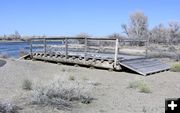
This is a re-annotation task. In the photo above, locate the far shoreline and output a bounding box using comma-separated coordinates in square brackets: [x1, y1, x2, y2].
[0, 40, 27, 43]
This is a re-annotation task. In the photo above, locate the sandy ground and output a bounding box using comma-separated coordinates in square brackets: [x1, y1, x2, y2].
[0, 58, 180, 113]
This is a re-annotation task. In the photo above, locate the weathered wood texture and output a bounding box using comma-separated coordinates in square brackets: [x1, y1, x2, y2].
[119, 58, 170, 76]
[28, 37, 170, 76]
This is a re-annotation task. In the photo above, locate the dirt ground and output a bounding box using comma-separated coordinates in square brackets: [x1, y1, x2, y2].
[0, 58, 180, 113]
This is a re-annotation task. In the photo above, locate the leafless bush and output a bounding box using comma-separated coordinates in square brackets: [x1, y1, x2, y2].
[30, 76, 93, 110]
[168, 46, 177, 52]
[68, 75, 75, 81]
[22, 79, 32, 90]
[0, 100, 22, 113]
[128, 80, 151, 93]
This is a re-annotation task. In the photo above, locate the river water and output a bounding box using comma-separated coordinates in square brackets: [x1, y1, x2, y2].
[0, 42, 30, 58]
[0, 41, 144, 60]
[0, 41, 62, 58]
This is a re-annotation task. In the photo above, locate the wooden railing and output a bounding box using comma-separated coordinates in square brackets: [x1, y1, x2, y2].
[29, 37, 148, 67]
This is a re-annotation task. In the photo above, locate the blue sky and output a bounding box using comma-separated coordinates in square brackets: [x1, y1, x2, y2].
[0, 0, 180, 36]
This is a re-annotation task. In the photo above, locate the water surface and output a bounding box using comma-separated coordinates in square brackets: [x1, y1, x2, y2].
[0, 42, 30, 58]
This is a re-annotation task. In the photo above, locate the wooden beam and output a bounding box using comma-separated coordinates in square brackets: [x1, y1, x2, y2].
[84, 38, 88, 63]
[114, 39, 119, 67]
[30, 37, 117, 41]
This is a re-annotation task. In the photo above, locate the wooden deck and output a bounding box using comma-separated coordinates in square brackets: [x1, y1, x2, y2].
[25, 37, 170, 76]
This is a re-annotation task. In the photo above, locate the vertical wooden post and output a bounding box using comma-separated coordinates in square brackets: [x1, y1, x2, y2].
[44, 38, 47, 55]
[65, 38, 68, 59]
[145, 39, 148, 58]
[114, 38, 119, 68]
[84, 37, 87, 62]
[30, 39, 32, 56]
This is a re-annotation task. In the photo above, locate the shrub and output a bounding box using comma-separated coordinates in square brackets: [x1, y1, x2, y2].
[30, 77, 93, 110]
[171, 63, 180, 72]
[139, 83, 151, 93]
[128, 80, 151, 93]
[22, 79, 32, 90]
[68, 75, 75, 81]
[168, 46, 176, 52]
[0, 101, 22, 113]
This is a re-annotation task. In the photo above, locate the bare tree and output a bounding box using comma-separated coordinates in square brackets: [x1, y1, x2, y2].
[12, 30, 21, 40]
[168, 21, 180, 44]
[150, 24, 170, 44]
[150, 21, 180, 44]
[108, 33, 125, 39]
[122, 11, 148, 39]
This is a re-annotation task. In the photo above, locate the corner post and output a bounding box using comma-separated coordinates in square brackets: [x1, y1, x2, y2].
[114, 38, 119, 68]
[84, 37, 87, 63]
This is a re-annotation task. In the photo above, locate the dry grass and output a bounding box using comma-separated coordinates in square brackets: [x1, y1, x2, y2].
[68, 75, 75, 81]
[30, 76, 93, 110]
[0, 100, 22, 113]
[22, 79, 32, 90]
[128, 80, 151, 93]
[171, 63, 180, 72]
[82, 76, 89, 81]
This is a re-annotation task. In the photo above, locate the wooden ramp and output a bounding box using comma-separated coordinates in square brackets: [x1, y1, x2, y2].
[119, 58, 170, 76]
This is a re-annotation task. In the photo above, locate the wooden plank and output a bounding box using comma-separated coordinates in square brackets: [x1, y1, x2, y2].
[30, 37, 117, 41]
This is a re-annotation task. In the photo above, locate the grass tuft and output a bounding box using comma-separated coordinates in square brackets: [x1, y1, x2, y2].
[128, 80, 151, 93]
[22, 79, 32, 90]
[30, 76, 93, 110]
[68, 75, 75, 81]
[0, 101, 22, 113]
[171, 63, 180, 72]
